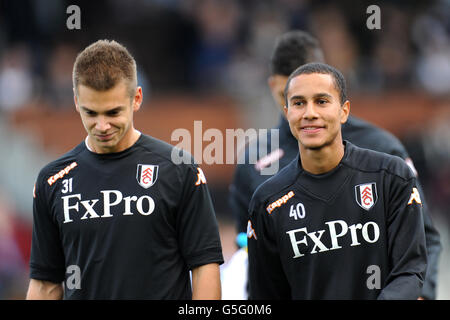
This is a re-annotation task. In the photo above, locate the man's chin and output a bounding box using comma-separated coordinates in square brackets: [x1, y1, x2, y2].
[302, 143, 324, 151]
[299, 138, 325, 151]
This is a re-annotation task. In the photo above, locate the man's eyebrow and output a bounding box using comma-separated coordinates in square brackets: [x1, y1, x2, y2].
[289, 93, 333, 100]
[289, 95, 306, 101]
[79, 106, 125, 113]
[313, 93, 333, 99]
[106, 106, 125, 113]
[80, 106, 94, 113]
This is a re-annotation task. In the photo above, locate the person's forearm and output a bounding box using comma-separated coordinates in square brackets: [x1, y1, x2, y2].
[191, 263, 221, 300]
[26, 279, 64, 300]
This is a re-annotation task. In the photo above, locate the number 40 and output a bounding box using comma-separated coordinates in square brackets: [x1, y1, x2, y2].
[289, 203, 305, 220]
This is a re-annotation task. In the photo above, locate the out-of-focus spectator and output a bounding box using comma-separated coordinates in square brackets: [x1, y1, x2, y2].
[189, 0, 242, 90]
[223, 2, 287, 98]
[44, 43, 78, 109]
[0, 44, 34, 113]
[412, 0, 450, 95]
[308, 6, 360, 91]
[370, 5, 414, 90]
[423, 111, 450, 224]
[0, 190, 28, 299]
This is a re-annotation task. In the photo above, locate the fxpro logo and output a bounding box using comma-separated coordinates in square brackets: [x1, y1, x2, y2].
[286, 219, 380, 258]
[61, 190, 155, 224]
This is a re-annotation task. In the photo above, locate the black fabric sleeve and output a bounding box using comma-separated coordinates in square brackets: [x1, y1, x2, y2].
[176, 165, 224, 270]
[403, 157, 441, 299]
[229, 163, 254, 235]
[378, 176, 427, 300]
[415, 180, 441, 299]
[29, 173, 66, 283]
[248, 197, 291, 300]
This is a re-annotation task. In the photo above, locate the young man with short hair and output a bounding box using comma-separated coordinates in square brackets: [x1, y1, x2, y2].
[247, 63, 427, 299]
[226, 30, 440, 299]
[26, 40, 223, 300]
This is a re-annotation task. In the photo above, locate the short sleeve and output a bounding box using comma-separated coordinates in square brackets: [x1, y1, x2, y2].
[29, 174, 66, 283]
[176, 165, 224, 269]
[247, 194, 291, 299]
[378, 176, 427, 299]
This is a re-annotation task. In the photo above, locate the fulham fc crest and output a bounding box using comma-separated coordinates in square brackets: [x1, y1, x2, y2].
[136, 164, 159, 189]
[355, 182, 377, 211]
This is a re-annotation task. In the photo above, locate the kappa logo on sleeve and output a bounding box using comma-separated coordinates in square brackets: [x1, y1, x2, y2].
[47, 162, 78, 186]
[195, 167, 207, 186]
[407, 187, 422, 206]
[247, 220, 257, 240]
[355, 182, 378, 211]
[266, 191, 295, 214]
[136, 164, 159, 189]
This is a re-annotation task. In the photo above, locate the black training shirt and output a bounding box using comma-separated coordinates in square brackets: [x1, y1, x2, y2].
[30, 133, 224, 299]
[248, 141, 427, 299]
[229, 115, 440, 299]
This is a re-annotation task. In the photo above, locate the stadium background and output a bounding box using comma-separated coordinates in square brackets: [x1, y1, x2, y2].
[0, 0, 449, 299]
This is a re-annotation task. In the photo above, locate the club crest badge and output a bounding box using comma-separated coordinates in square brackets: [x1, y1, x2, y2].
[355, 182, 377, 211]
[136, 164, 159, 189]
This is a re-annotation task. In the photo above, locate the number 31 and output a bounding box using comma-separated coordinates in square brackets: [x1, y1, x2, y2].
[62, 178, 73, 194]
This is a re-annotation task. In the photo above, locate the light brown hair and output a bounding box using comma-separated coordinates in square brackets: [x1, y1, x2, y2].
[73, 40, 137, 97]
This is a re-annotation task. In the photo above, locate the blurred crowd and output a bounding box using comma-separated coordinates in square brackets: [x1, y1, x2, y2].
[0, 0, 449, 299]
[0, 0, 449, 113]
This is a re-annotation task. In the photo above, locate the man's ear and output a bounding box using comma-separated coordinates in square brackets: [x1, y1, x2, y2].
[133, 86, 143, 112]
[73, 88, 80, 113]
[267, 76, 275, 90]
[340, 100, 350, 124]
[283, 104, 288, 118]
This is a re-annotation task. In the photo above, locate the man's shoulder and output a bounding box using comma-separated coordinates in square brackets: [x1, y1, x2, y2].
[343, 116, 409, 159]
[137, 134, 199, 173]
[36, 142, 85, 184]
[250, 157, 299, 209]
[346, 142, 415, 181]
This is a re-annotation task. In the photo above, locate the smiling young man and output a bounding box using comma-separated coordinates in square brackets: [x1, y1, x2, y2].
[227, 30, 440, 300]
[247, 62, 427, 299]
[26, 40, 223, 299]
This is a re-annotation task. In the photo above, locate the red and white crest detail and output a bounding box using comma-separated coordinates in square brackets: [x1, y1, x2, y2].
[355, 182, 377, 211]
[136, 164, 159, 189]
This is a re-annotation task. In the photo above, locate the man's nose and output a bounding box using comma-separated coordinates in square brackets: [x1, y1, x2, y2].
[95, 116, 111, 132]
[303, 102, 318, 119]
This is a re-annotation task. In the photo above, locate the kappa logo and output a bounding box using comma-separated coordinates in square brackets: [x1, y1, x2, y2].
[355, 182, 377, 211]
[195, 167, 207, 186]
[136, 164, 159, 189]
[407, 187, 422, 205]
[266, 191, 295, 214]
[247, 220, 257, 240]
[47, 162, 78, 186]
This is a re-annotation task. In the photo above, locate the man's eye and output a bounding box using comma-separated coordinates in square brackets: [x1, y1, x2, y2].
[293, 101, 304, 106]
[317, 99, 327, 104]
[107, 111, 118, 116]
[85, 110, 96, 116]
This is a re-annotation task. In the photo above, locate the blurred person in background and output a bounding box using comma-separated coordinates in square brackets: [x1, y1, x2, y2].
[44, 43, 79, 109]
[0, 190, 28, 299]
[0, 44, 34, 113]
[224, 30, 441, 300]
[412, 0, 450, 96]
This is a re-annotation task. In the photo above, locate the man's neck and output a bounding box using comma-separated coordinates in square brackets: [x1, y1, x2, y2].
[299, 140, 345, 175]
